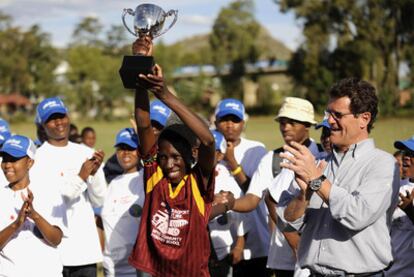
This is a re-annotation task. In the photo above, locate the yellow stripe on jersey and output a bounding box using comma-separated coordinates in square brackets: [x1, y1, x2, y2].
[191, 174, 205, 216]
[169, 175, 188, 199]
[146, 166, 164, 193]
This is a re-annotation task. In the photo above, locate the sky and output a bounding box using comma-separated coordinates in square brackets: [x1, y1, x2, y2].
[0, 0, 303, 50]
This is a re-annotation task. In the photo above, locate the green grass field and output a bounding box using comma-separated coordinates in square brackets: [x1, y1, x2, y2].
[10, 116, 414, 158]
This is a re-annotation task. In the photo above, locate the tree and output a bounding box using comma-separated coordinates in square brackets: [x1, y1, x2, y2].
[104, 24, 130, 56]
[71, 16, 103, 47]
[275, 0, 414, 114]
[209, 0, 261, 98]
[0, 12, 59, 98]
[65, 17, 127, 119]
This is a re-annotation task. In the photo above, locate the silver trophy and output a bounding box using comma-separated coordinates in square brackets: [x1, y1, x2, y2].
[119, 4, 178, 89]
[122, 4, 178, 38]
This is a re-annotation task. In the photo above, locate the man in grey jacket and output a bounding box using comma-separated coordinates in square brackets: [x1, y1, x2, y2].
[280, 78, 400, 277]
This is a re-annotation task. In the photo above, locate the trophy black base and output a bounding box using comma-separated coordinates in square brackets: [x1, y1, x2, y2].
[119, 55, 155, 89]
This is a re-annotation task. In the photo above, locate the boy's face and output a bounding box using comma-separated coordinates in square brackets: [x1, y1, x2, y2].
[157, 139, 187, 185]
[278, 117, 309, 145]
[402, 150, 414, 178]
[43, 113, 70, 142]
[82, 131, 96, 148]
[116, 144, 139, 174]
[1, 154, 34, 184]
[215, 115, 244, 143]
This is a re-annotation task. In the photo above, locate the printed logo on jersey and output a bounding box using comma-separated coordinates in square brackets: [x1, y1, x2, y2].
[150, 202, 189, 246]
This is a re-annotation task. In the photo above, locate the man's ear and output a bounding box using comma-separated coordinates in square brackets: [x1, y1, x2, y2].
[359, 112, 371, 130]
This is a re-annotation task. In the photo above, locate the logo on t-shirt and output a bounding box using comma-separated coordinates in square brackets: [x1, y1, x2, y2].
[150, 202, 189, 246]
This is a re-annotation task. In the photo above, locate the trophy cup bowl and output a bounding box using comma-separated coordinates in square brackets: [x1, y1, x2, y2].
[119, 4, 178, 89]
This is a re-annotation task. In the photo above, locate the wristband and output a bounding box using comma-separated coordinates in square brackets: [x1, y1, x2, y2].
[231, 165, 242, 176]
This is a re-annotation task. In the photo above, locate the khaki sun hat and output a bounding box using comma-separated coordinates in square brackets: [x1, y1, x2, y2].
[275, 97, 317, 125]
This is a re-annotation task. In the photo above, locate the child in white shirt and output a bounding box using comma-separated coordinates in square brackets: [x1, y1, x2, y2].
[0, 135, 65, 277]
[100, 128, 145, 277]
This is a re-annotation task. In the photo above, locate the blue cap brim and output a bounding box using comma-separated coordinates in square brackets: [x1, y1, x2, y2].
[41, 109, 67, 123]
[216, 111, 243, 120]
[151, 113, 168, 127]
[114, 140, 138, 149]
[394, 140, 414, 151]
[0, 148, 27, 158]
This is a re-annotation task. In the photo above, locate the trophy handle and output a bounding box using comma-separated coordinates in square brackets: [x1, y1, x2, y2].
[153, 9, 178, 38]
[122, 8, 137, 37]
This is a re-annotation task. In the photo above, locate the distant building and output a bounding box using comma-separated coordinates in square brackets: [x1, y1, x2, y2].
[0, 93, 33, 115]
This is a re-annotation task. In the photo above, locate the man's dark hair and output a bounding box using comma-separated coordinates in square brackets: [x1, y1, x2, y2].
[329, 77, 378, 132]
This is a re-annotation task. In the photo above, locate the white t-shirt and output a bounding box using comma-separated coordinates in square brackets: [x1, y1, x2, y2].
[236, 138, 267, 179]
[209, 163, 252, 260]
[30, 141, 107, 266]
[0, 181, 65, 277]
[233, 137, 269, 259]
[384, 181, 414, 277]
[101, 169, 145, 277]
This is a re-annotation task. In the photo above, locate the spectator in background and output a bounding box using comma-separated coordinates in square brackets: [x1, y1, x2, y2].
[214, 98, 269, 277]
[209, 130, 252, 277]
[30, 97, 107, 277]
[0, 135, 65, 276]
[315, 119, 332, 155]
[81, 127, 97, 149]
[384, 136, 414, 276]
[100, 128, 145, 277]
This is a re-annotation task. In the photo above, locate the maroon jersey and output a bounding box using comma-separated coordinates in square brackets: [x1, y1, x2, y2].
[129, 147, 215, 277]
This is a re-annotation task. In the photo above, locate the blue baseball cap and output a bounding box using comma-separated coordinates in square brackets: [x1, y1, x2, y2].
[394, 136, 414, 152]
[150, 100, 171, 127]
[1, 135, 36, 159]
[36, 97, 68, 124]
[211, 130, 227, 153]
[315, 119, 330, 130]
[215, 98, 245, 120]
[114, 128, 139, 149]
